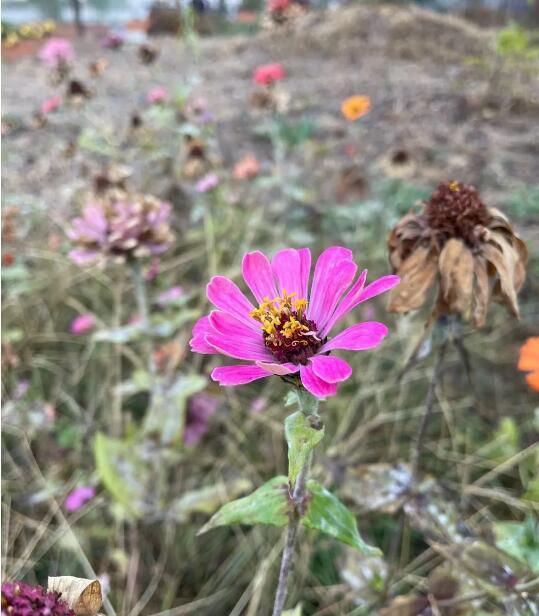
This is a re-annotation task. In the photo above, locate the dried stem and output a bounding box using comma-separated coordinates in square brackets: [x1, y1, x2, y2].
[411, 340, 448, 479]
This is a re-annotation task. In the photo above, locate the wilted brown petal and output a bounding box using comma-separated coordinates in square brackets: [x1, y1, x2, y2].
[471, 256, 490, 328]
[482, 236, 520, 317]
[388, 245, 438, 313]
[438, 238, 474, 318]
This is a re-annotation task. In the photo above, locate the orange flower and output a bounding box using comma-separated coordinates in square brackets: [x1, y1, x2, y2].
[518, 337, 539, 392]
[341, 95, 371, 121]
[233, 154, 260, 180]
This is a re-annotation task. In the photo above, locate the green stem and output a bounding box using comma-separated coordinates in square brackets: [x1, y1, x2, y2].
[131, 262, 156, 379]
[272, 389, 320, 616]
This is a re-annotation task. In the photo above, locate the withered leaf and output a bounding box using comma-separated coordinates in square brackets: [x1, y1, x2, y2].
[471, 256, 490, 328]
[483, 236, 520, 317]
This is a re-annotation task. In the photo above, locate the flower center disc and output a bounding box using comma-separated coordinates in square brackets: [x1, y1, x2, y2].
[250, 291, 322, 365]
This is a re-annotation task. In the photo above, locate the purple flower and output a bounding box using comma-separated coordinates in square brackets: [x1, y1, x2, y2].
[102, 31, 124, 50]
[156, 285, 183, 305]
[38, 37, 74, 68]
[195, 173, 219, 194]
[70, 313, 95, 335]
[190, 247, 400, 398]
[64, 486, 95, 512]
[68, 196, 174, 266]
[1, 581, 75, 615]
[184, 393, 220, 445]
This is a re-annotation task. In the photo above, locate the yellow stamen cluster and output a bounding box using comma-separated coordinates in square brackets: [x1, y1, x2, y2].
[448, 180, 460, 192]
[250, 290, 309, 341]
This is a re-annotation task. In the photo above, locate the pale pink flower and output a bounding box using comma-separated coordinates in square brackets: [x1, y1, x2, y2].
[190, 247, 400, 398]
[147, 86, 168, 105]
[41, 95, 62, 114]
[195, 173, 219, 193]
[38, 37, 74, 68]
[70, 313, 96, 334]
[65, 486, 95, 512]
[156, 286, 183, 305]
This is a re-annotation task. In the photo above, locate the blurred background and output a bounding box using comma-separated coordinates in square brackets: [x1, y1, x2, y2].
[2, 0, 538, 614]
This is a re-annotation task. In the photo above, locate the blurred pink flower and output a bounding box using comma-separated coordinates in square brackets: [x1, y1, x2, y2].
[41, 95, 62, 114]
[70, 313, 96, 334]
[233, 154, 260, 180]
[102, 32, 124, 50]
[68, 196, 174, 265]
[145, 258, 160, 281]
[195, 173, 219, 194]
[147, 86, 168, 105]
[38, 37, 74, 68]
[156, 285, 184, 305]
[184, 393, 220, 445]
[250, 396, 268, 414]
[253, 63, 285, 86]
[65, 486, 95, 512]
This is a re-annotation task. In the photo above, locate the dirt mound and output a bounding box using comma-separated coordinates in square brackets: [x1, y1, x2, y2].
[261, 4, 493, 62]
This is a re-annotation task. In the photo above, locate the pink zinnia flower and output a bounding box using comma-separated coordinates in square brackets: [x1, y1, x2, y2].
[41, 95, 62, 114]
[190, 247, 400, 398]
[253, 63, 285, 86]
[64, 486, 95, 512]
[147, 86, 168, 105]
[70, 313, 96, 334]
[102, 31, 124, 50]
[195, 173, 219, 193]
[38, 37, 74, 68]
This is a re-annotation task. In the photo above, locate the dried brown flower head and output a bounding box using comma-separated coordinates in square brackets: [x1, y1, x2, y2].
[387, 181, 527, 327]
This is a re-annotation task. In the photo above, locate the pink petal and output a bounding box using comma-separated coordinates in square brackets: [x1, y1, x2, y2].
[321, 269, 367, 337]
[212, 364, 271, 386]
[322, 274, 399, 336]
[321, 321, 389, 353]
[256, 361, 300, 375]
[242, 251, 277, 304]
[272, 248, 306, 298]
[298, 248, 312, 298]
[300, 364, 338, 398]
[205, 334, 274, 361]
[209, 310, 263, 343]
[310, 355, 352, 383]
[189, 315, 216, 354]
[309, 257, 357, 333]
[206, 276, 258, 331]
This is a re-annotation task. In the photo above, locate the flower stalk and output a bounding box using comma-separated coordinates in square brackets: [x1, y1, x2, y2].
[272, 389, 320, 616]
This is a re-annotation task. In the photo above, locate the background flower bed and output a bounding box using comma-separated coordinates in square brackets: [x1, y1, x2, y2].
[2, 4, 538, 615]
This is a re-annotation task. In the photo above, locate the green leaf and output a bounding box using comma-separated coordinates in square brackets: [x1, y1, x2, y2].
[302, 480, 381, 556]
[197, 476, 290, 535]
[143, 374, 207, 445]
[169, 478, 253, 522]
[93, 432, 148, 518]
[285, 411, 324, 484]
[494, 516, 539, 573]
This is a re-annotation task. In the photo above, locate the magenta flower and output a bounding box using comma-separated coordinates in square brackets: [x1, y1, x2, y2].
[147, 86, 168, 105]
[68, 196, 174, 265]
[184, 393, 220, 445]
[195, 173, 219, 194]
[70, 313, 96, 334]
[190, 247, 399, 398]
[38, 37, 74, 68]
[1, 581, 75, 616]
[41, 95, 62, 114]
[64, 486, 95, 512]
